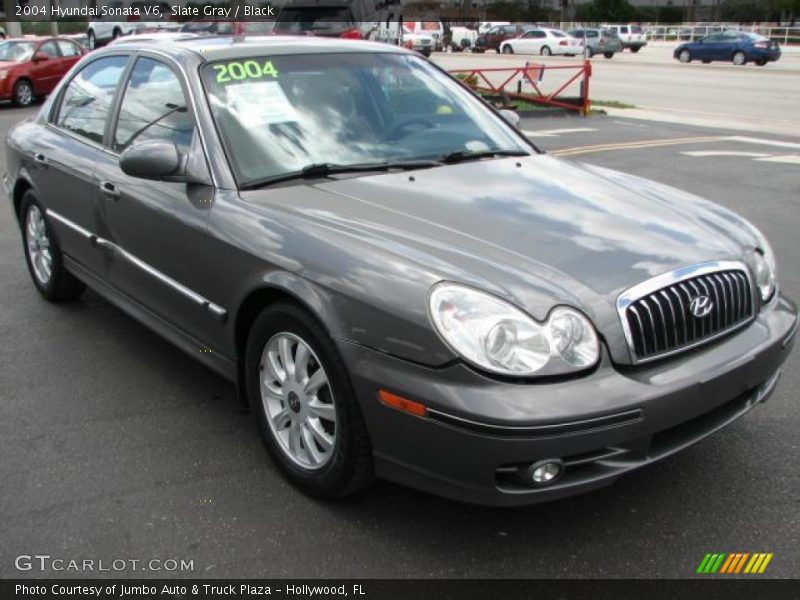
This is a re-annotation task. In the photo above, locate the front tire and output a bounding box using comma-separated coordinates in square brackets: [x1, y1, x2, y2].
[603, 51, 614, 59]
[678, 49, 691, 63]
[629, 46, 641, 53]
[502, 44, 513, 54]
[732, 50, 746, 65]
[540, 45, 551, 56]
[20, 192, 85, 302]
[87, 30, 96, 50]
[246, 303, 373, 499]
[13, 79, 34, 107]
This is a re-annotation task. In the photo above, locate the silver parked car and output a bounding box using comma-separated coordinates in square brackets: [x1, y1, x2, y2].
[5, 37, 796, 506]
[568, 28, 624, 58]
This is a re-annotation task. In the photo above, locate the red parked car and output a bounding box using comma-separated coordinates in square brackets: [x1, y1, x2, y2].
[0, 37, 86, 107]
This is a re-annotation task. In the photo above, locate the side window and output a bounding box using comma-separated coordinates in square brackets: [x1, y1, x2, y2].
[113, 57, 194, 154]
[38, 41, 60, 58]
[587, 31, 599, 38]
[57, 41, 80, 57]
[620, 26, 629, 34]
[55, 55, 129, 145]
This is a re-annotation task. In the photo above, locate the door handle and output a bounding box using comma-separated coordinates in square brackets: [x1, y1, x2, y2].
[99, 181, 120, 200]
[34, 153, 47, 166]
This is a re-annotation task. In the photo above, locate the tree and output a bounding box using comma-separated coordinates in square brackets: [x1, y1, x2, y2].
[720, 0, 770, 21]
[576, 0, 636, 23]
[770, 0, 800, 23]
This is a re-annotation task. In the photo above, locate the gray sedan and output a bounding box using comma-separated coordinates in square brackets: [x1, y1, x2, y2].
[4, 37, 797, 506]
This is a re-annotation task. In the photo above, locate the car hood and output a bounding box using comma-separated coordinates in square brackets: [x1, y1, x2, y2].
[241, 154, 758, 363]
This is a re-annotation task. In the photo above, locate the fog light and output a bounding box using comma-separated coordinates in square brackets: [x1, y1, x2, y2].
[523, 459, 564, 486]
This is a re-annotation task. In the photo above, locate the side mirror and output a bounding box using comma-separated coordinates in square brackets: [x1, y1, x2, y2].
[33, 51, 50, 62]
[499, 109, 521, 128]
[119, 139, 182, 181]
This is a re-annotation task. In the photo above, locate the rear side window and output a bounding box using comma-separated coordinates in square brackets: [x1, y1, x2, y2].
[57, 41, 80, 57]
[55, 55, 129, 145]
[587, 31, 599, 38]
[113, 57, 194, 153]
[620, 26, 629, 34]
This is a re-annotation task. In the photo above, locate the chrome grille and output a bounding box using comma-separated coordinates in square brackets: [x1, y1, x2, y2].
[618, 262, 755, 363]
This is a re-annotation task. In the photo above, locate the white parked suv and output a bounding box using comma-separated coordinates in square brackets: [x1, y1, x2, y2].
[87, 1, 174, 49]
[603, 24, 647, 52]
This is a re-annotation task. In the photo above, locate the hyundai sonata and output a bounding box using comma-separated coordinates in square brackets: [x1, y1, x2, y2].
[5, 37, 796, 505]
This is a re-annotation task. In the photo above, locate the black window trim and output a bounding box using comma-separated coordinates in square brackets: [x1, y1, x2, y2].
[47, 51, 135, 156]
[107, 52, 198, 157]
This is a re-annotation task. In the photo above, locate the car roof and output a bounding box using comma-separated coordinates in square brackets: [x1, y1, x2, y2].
[99, 36, 408, 62]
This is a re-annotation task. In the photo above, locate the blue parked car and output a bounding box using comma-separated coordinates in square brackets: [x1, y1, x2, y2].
[674, 31, 781, 66]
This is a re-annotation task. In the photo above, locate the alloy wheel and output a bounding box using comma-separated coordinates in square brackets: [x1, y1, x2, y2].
[15, 81, 33, 106]
[260, 332, 337, 470]
[25, 205, 52, 285]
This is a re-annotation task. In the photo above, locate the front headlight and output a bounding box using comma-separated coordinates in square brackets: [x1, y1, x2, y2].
[428, 283, 600, 377]
[0, 70, 8, 80]
[747, 224, 777, 302]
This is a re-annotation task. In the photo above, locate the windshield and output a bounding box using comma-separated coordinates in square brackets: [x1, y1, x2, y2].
[202, 52, 531, 187]
[275, 8, 354, 32]
[0, 41, 35, 62]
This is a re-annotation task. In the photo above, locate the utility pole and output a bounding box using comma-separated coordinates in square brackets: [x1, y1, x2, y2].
[4, 0, 23, 36]
[50, 0, 59, 35]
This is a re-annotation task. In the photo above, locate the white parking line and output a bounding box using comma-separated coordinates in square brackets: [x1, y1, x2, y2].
[524, 127, 597, 137]
[755, 155, 800, 165]
[682, 151, 772, 158]
[726, 136, 800, 151]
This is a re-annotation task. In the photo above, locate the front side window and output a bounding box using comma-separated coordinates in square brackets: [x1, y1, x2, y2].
[202, 52, 530, 187]
[38, 41, 60, 58]
[113, 57, 194, 153]
[56, 55, 129, 145]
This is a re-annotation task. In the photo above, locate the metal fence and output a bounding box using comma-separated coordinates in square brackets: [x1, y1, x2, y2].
[550, 23, 800, 45]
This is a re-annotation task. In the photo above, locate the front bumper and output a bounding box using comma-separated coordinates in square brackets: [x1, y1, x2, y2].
[339, 294, 797, 506]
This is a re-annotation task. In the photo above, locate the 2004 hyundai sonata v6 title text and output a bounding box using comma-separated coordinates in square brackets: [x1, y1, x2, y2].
[5, 37, 796, 506]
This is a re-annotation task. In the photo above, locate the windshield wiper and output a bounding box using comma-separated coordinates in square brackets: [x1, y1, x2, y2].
[125, 103, 187, 147]
[240, 160, 440, 190]
[439, 149, 530, 164]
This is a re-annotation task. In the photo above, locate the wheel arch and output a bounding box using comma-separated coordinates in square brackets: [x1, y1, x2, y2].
[232, 273, 345, 407]
[12, 174, 35, 225]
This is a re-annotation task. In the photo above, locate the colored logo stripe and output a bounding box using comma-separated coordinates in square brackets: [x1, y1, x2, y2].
[698, 553, 773, 574]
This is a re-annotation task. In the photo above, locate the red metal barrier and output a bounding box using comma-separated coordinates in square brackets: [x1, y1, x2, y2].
[449, 61, 593, 116]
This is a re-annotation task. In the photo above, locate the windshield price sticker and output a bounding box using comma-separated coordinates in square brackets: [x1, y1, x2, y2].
[226, 81, 298, 125]
[213, 60, 279, 84]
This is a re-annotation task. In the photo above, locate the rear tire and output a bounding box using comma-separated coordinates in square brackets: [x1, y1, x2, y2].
[87, 30, 96, 50]
[630, 46, 641, 53]
[586, 47, 594, 58]
[246, 302, 374, 499]
[755, 59, 768, 66]
[540, 45, 551, 56]
[13, 79, 34, 107]
[603, 52, 614, 59]
[732, 50, 746, 65]
[20, 192, 85, 302]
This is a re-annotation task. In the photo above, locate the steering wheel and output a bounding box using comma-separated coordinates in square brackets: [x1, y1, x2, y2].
[384, 117, 435, 140]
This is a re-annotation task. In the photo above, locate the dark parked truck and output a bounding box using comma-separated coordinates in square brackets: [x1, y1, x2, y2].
[5, 37, 796, 506]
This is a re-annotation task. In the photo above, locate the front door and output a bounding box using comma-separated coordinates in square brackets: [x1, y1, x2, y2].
[93, 55, 216, 344]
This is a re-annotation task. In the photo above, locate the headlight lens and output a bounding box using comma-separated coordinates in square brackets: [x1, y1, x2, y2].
[753, 250, 776, 302]
[0, 70, 7, 80]
[746, 224, 777, 302]
[429, 283, 599, 377]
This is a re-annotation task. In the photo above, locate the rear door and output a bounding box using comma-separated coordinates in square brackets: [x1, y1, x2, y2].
[93, 54, 215, 341]
[38, 54, 131, 277]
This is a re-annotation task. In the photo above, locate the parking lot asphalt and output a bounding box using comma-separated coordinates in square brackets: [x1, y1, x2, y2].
[1, 105, 798, 579]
